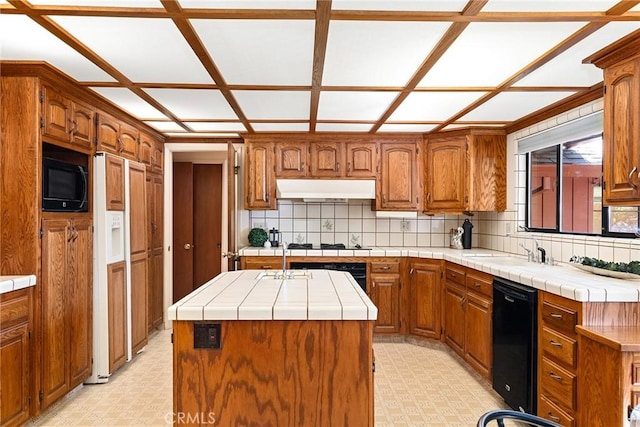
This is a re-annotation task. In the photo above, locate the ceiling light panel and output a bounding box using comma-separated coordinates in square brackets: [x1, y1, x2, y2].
[323, 21, 451, 86]
[28, 0, 162, 5]
[185, 122, 247, 132]
[251, 123, 309, 132]
[144, 121, 185, 132]
[378, 124, 438, 132]
[389, 91, 487, 121]
[0, 15, 115, 82]
[515, 22, 640, 87]
[143, 89, 238, 119]
[483, 0, 618, 12]
[91, 87, 167, 119]
[178, 0, 315, 9]
[191, 19, 314, 85]
[51, 16, 213, 83]
[331, 0, 467, 11]
[317, 91, 398, 121]
[233, 90, 310, 119]
[460, 91, 576, 122]
[166, 132, 238, 138]
[419, 22, 585, 88]
[315, 123, 373, 132]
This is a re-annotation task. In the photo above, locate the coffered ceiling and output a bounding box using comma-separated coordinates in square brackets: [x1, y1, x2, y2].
[2, 0, 640, 139]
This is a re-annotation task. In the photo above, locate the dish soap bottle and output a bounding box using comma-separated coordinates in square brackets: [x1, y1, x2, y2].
[462, 219, 473, 249]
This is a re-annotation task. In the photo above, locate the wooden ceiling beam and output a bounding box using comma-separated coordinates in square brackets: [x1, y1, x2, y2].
[309, 0, 332, 132]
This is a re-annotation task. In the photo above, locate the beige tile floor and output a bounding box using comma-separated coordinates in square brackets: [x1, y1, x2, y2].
[28, 329, 509, 426]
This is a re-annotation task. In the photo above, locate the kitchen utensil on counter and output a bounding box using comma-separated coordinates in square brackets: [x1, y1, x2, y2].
[462, 219, 473, 249]
[269, 227, 281, 248]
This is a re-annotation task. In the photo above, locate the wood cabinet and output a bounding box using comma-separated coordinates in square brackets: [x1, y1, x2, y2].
[97, 112, 139, 161]
[240, 256, 282, 270]
[585, 33, 640, 205]
[309, 142, 345, 177]
[105, 154, 125, 211]
[424, 130, 506, 214]
[41, 84, 95, 152]
[140, 131, 164, 174]
[0, 289, 31, 427]
[129, 161, 148, 354]
[408, 260, 442, 339]
[377, 142, 421, 211]
[147, 173, 164, 330]
[346, 142, 376, 178]
[107, 261, 127, 373]
[369, 259, 401, 334]
[244, 141, 276, 210]
[275, 142, 307, 177]
[41, 217, 93, 408]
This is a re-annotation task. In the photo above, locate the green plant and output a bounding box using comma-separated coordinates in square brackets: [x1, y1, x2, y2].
[248, 227, 268, 247]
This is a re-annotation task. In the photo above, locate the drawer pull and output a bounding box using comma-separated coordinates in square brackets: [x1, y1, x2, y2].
[547, 414, 560, 422]
[261, 265, 273, 269]
[381, 266, 390, 270]
[549, 340, 563, 347]
[450, 272, 456, 277]
[473, 282, 481, 288]
[549, 372, 563, 381]
[549, 313, 563, 319]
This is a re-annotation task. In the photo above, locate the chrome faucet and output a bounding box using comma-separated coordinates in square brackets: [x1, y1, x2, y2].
[519, 243, 534, 262]
[281, 242, 288, 277]
[533, 238, 546, 264]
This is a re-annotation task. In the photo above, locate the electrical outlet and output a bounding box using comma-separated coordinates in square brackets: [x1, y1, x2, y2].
[252, 222, 266, 230]
[505, 222, 512, 235]
[401, 220, 410, 231]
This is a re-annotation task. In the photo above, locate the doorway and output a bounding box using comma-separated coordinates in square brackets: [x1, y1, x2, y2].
[172, 162, 222, 302]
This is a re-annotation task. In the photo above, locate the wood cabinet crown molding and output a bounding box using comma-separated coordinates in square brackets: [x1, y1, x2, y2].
[583, 28, 640, 69]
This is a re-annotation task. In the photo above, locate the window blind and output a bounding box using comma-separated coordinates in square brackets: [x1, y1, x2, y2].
[517, 111, 603, 154]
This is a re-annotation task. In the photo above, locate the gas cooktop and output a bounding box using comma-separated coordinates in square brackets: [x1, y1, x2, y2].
[286, 243, 368, 250]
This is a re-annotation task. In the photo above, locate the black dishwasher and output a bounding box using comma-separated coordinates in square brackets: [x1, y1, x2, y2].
[492, 277, 538, 414]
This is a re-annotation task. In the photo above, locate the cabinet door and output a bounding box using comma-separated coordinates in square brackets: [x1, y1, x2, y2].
[105, 154, 125, 211]
[42, 85, 71, 142]
[152, 175, 164, 249]
[425, 138, 466, 212]
[130, 254, 148, 354]
[346, 142, 376, 178]
[0, 323, 29, 427]
[41, 219, 70, 407]
[275, 142, 307, 177]
[443, 283, 465, 356]
[245, 142, 276, 209]
[150, 247, 164, 329]
[129, 162, 148, 353]
[465, 291, 492, 378]
[370, 274, 400, 333]
[309, 142, 344, 177]
[70, 100, 95, 150]
[119, 122, 139, 161]
[107, 261, 127, 373]
[152, 139, 164, 173]
[67, 218, 93, 388]
[603, 58, 640, 204]
[97, 113, 120, 154]
[378, 142, 419, 210]
[409, 262, 442, 339]
[139, 132, 154, 169]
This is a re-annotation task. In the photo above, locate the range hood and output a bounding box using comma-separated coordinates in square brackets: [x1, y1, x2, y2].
[276, 179, 376, 202]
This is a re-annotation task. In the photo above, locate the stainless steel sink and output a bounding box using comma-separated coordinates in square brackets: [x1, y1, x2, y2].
[257, 270, 312, 280]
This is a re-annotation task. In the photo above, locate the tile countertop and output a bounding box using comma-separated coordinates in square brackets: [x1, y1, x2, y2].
[168, 269, 378, 321]
[238, 246, 640, 303]
[0, 275, 37, 295]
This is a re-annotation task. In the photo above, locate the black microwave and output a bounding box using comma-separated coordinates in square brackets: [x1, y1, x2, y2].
[42, 157, 88, 212]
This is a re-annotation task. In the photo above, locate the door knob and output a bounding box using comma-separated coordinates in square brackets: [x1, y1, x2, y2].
[184, 243, 193, 250]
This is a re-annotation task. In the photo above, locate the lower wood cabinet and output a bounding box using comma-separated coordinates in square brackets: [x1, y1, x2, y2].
[370, 259, 401, 334]
[408, 260, 443, 339]
[0, 289, 31, 427]
[108, 261, 127, 373]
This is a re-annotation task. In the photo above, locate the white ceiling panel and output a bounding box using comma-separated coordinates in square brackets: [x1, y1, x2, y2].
[51, 16, 213, 83]
[185, 122, 247, 132]
[323, 21, 451, 86]
[144, 121, 185, 132]
[418, 22, 585, 87]
[379, 124, 438, 132]
[251, 123, 309, 132]
[29, 0, 161, 5]
[233, 90, 310, 119]
[143, 89, 238, 119]
[443, 124, 505, 130]
[92, 87, 167, 119]
[460, 91, 576, 122]
[166, 132, 238, 137]
[191, 19, 314, 85]
[179, 0, 316, 9]
[483, 0, 618, 12]
[332, 0, 467, 11]
[315, 123, 373, 132]
[0, 15, 115, 82]
[389, 91, 487, 121]
[515, 22, 640, 87]
[317, 91, 398, 120]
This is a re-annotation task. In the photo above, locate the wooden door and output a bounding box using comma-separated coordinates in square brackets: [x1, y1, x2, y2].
[275, 142, 307, 177]
[409, 262, 442, 339]
[105, 154, 125, 211]
[151, 175, 164, 328]
[245, 142, 276, 209]
[193, 164, 222, 286]
[41, 219, 70, 407]
[173, 162, 194, 302]
[139, 132, 154, 169]
[107, 261, 127, 373]
[119, 122, 139, 161]
[42, 85, 71, 143]
[129, 162, 148, 354]
[370, 274, 400, 333]
[465, 291, 492, 378]
[67, 218, 93, 389]
[378, 142, 419, 210]
[0, 323, 29, 427]
[346, 142, 376, 178]
[309, 142, 344, 177]
[227, 142, 237, 271]
[70, 100, 95, 150]
[425, 138, 466, 212]
[603, 58, 640, 204]
[97, 113, 120, 155]
[443, 282, 466, 357]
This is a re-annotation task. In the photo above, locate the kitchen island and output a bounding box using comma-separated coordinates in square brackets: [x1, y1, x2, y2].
[168, 269, 377, 426]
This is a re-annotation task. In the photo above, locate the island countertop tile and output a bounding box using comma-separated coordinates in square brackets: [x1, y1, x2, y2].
[168, 270, 378, 321]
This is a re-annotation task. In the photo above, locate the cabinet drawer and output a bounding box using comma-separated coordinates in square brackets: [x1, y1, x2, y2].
[541, 327, 577, 368]
[540, 357, 576, 412]
[370, 261, 399, 274]
[242, 257, 281, 270]
[539, 395, 575, 427]
[465, 271, 493, 298]
[445, 265, 465, 286]
[541, 301, 578, 336]
[0, 290, 29, 328]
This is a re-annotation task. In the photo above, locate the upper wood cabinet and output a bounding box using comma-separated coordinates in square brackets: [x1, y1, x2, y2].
[42, 85, 95, 152]
[139, 131, 164, 174]
[245, 141, 276, 210]
[585, 35, 640, 206]
[424, 130, 506, 214]
[97, 112, 139, 161]
[377, 142, 421, 210]
[346, 142, 376, 178]
[309, 142, 345, 177]
[275, 142, 307, 177]
[105, 154, 125, 211]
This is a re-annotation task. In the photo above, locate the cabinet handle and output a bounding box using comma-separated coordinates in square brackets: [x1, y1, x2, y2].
[427, 192, 431, 203]
[337, 162, 340, 172]
[549, 340, 563, 347]
[460, 296, 466, 307]
[409, 268, 414, 275]
[473, 282, 481, 288]
[547, 414, 561, 422]
[381, 266, 390, 270]
[629, 166, 638, 190]
[450, 272, 456, 278]
[347, 162, 351, 172]
[261, 265, 273, 269]
[549, 372, 562, 381]
[549, 313, 563, 319]
[117, 137, 124, 152]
